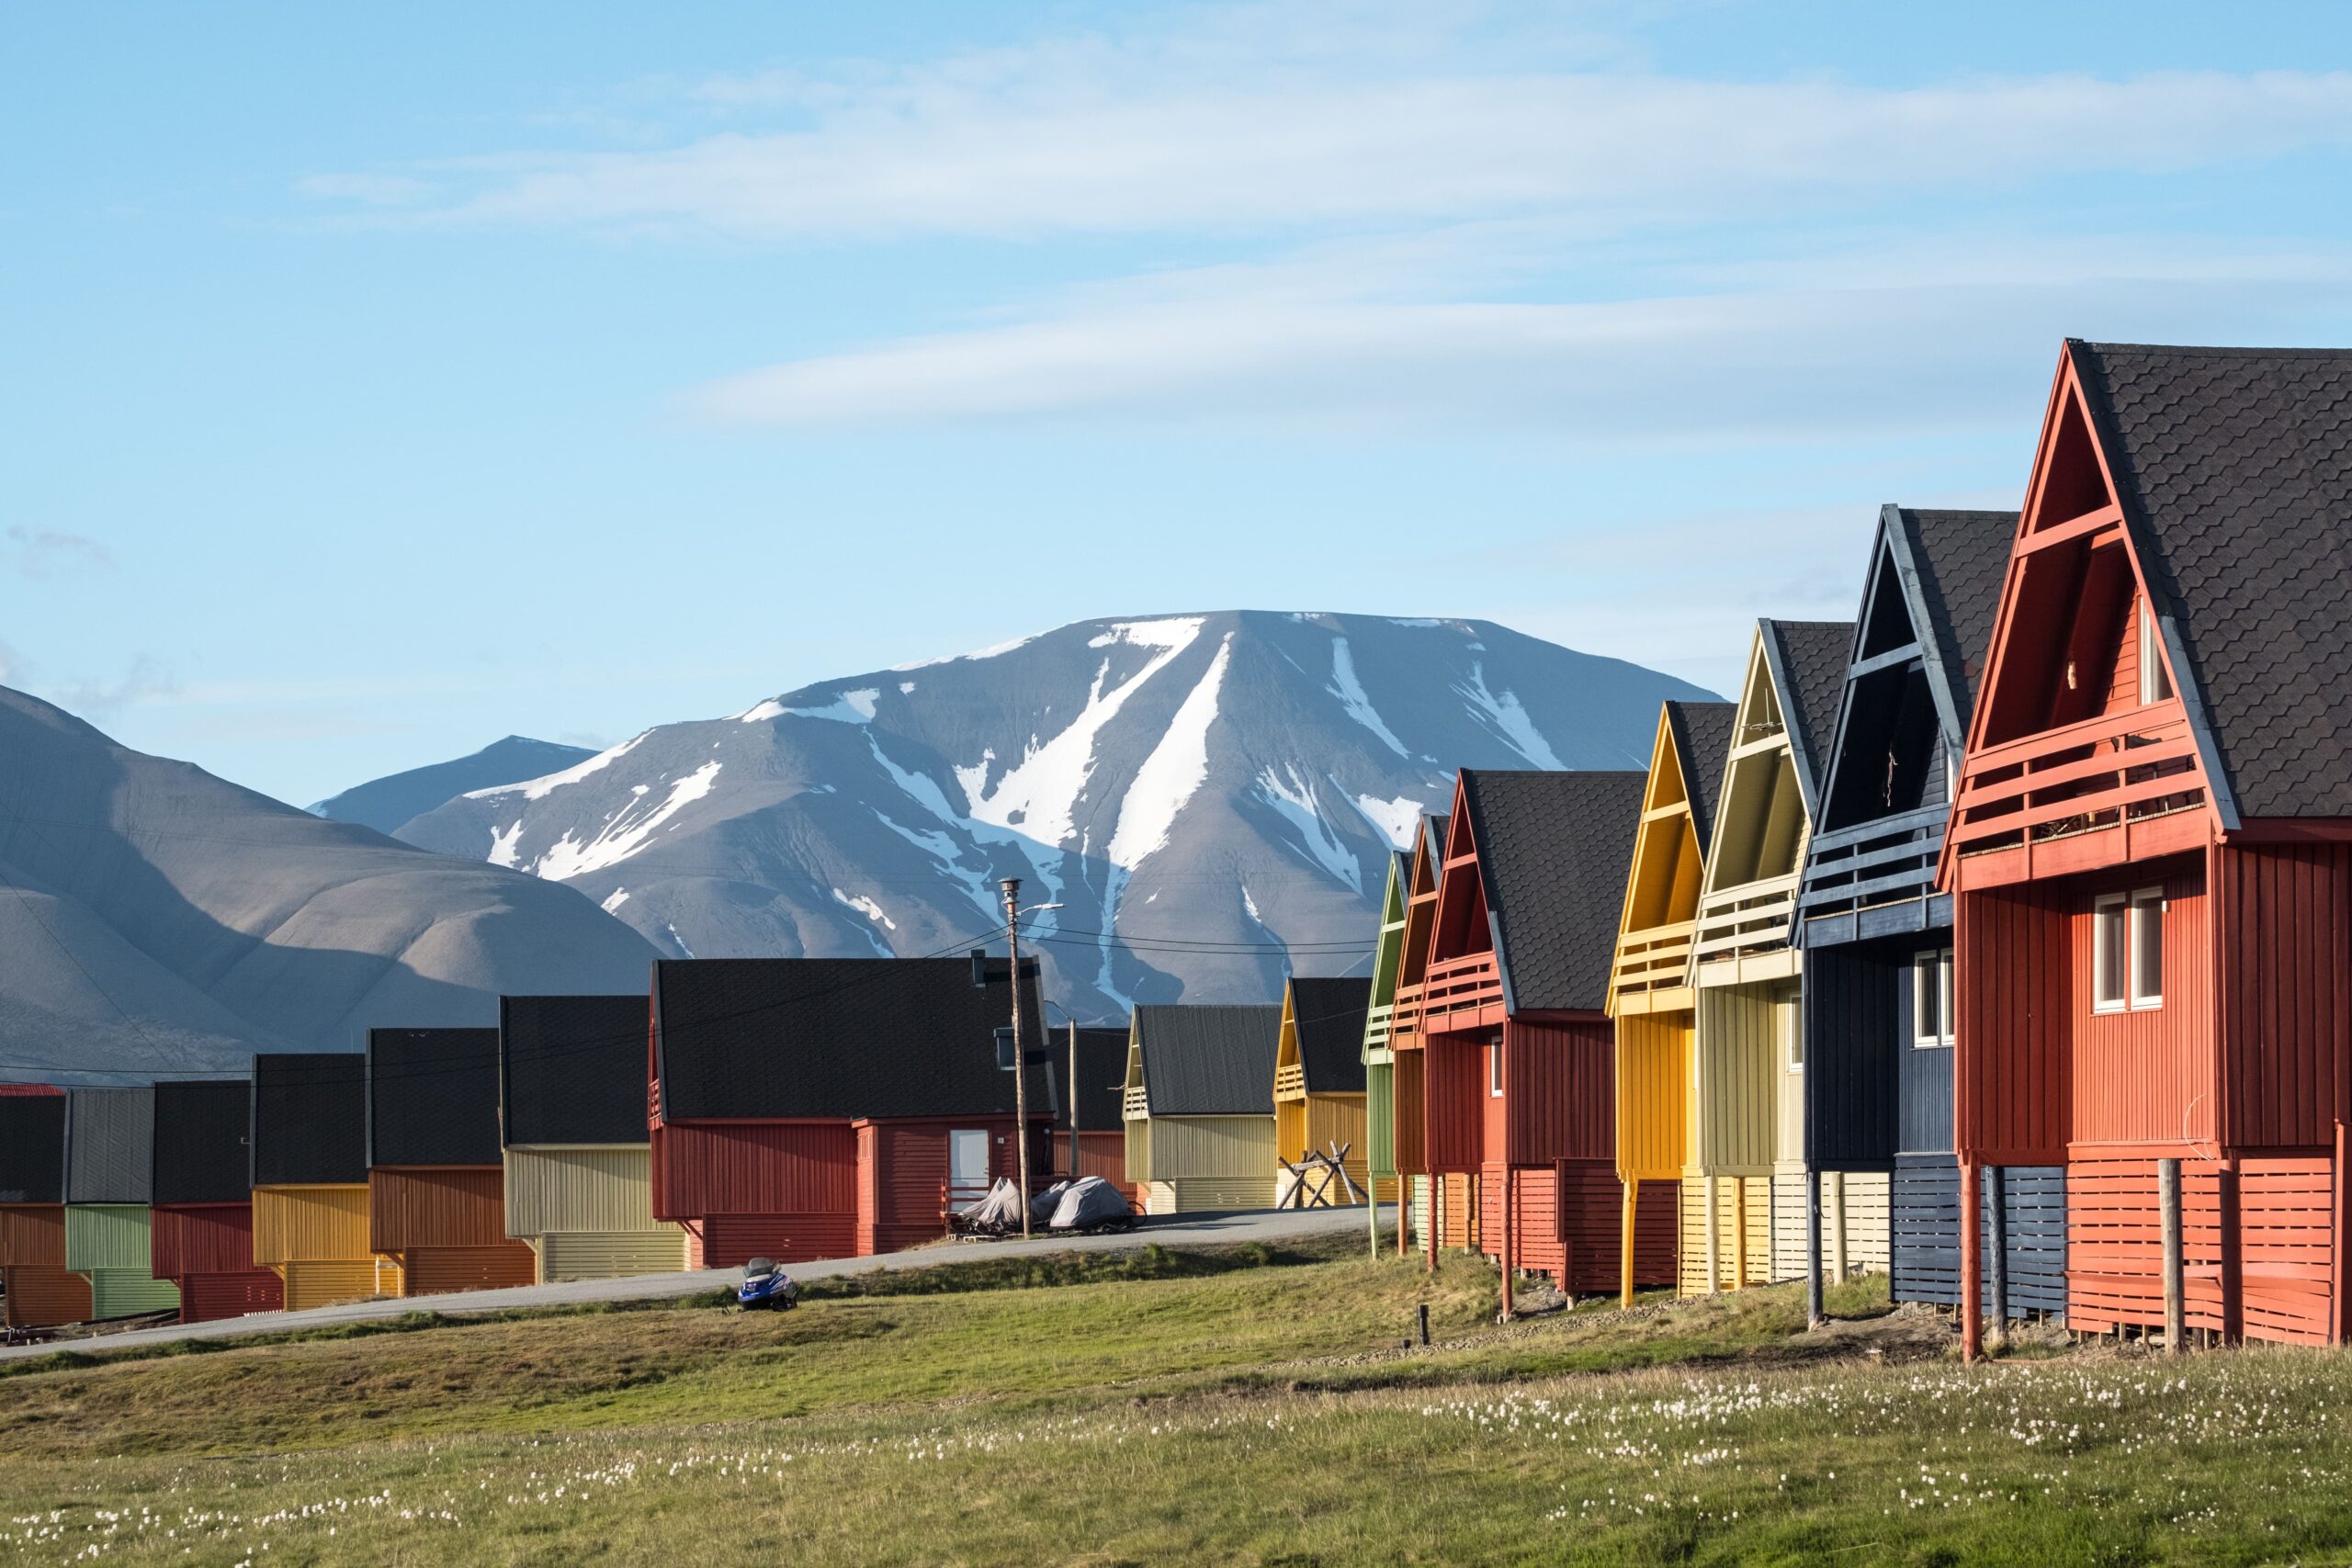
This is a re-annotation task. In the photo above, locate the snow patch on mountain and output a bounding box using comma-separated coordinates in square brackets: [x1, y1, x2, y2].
[534, 759, 722, 881]
[1328, 637, 1408, 757]
[1254, 763, 1363, 894]
[833, 889, 896, 931]
[1351, 793, 1423, 849]
[469, 734, 647, 802]
[487, 818, 526, 869]
[601, 887, 631, 914]
[1454, 663, 1567, 770]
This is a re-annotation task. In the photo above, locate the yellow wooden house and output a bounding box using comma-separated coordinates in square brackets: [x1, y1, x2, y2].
[1688, 619, 1883, 1293]
[251, 1053, 402, 1311]
[1123, 1004, 1283, 1214]
[1608, 699, 1734, 1304]
[1272, 976, 1374, 1204]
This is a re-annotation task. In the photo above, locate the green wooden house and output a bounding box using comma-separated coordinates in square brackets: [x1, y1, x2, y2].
[63, 1087, 180, 1320]
[1362, 849, 1411, 1256]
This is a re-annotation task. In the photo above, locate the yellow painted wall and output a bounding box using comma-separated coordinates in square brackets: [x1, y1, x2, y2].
[1614, 1010, 1690, 1182]
[282, 1258, 401, 1311]
[1280, 1095, 1369, 1187]
[503, 1146, 668, 1238]
[1139, 1177, 1278, 1215]
[1693, 985, 1779, 1174]
[1124, 1117, 1151, 1185]
[252, 1185, 372, 1267]
[1139, 1114, 1276, 1182]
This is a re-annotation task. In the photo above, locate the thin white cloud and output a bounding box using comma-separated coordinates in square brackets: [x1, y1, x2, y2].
[6, 525, 114, 580]
[684, 242, 2352, 434]
[294, 172, 436, 208]
[329, 58, 2352, 241]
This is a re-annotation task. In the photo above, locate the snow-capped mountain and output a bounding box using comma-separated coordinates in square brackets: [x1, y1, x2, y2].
[0, 686, 660, 1084]
[398, 612, 1710, 1021]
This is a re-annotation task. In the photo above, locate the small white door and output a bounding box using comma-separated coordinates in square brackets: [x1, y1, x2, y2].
[949, 1129, 991, 1206]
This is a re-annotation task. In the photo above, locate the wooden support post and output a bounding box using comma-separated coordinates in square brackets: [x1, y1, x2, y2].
[1733, 1178, 1750, 1291]
[1829, 1172, 1848, 1287]
[2335, 1122, 2349, 1347]
[1369, 1174, 1382, 1260]
[1417, 1303, 1430, 1346]
[1987, 1166, 2009, 1349]
[1424, 1176, 1438, 1273]
[1702, 1174, 1721, 1293]
[1804, 1167, 1825, 1327]
[1499, 1167, 1515, 1322]
[2159, 1157, 2184, 1355]
[2219, 1160, 2243, 1347]
[1620, 1179, 1638, 1311]
[1959, 1159, 1984, 1361]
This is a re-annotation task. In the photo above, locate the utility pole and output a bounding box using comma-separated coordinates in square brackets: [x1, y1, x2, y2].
[1068, 1016, 1080, 1182]
[1003, 877, 1031, 1239]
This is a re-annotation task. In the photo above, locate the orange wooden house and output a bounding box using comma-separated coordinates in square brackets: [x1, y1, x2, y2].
[1946, 340, 2352, 1351]
[1415, 769, 1662, 1305]
[367, 1028, 537, 1296]
[0, 1086, 88, 1328]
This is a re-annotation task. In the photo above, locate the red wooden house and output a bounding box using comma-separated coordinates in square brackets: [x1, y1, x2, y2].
[367, 1028, 539, 1296]
[151, 1078, 284, 1323]
[0, 1086, 89, 1328]
[1418, 768, 1669, 1304]
[1946, 340, 2352, 1351]
[650, 957, 1055, 1267]
[1390, 813, 1450, 1251]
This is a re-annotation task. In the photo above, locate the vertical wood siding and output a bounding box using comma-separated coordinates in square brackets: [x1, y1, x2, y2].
[1896, 948, 1956, 1155]
[1773, 1168, 1891, 1281]
[1392, 1050, 1427, 1175]
[1366, 1065, 1395, 1179]
[1955, 884, 2070, 1163]
[1495, 1162, 1678, 1292]
[2069, 859, 2212, 1146]
[1614, 1012, 1689, 1181]
[1, 1264, 89, 1327]
[1677, 1174, 1773, 1293]
[1124, 1118, 1151, 1186]
[369, 1167, 515, 1253]
[0, 1202, 67, 1268]
[1773, 991, 1806, 1168]
[251, 1185, 374, 1267]
[1506, 1019, 1615, 1166]
[1422, 1036, 1487, 1173]
[65, 1205, 158, 1274]
[1694, 987, 1777, 1172]
[150, 1203, 256, 1278]
[1804, 944, 1902, 1167]
[651, 1122, 858, 1219]
[503, 1147, 665, 1238]
[1073, 1129, 1132, 1202]
[2220, 841, 2352, 1152]
[280, 1258, 400, 1311]
[1303, 1096, 1371, 1191]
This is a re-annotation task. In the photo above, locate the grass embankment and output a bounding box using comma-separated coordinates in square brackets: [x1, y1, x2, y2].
[5, 1232, 2351, 1565]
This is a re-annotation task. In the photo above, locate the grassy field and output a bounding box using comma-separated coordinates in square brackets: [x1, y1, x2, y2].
[6, 1232, 2352, 1564]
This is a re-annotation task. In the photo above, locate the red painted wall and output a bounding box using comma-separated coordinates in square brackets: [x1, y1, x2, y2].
[651, 1122, 858, 1221]
[2069, 857, 2212, 1148]
[152, 1203, 257, 1278]
[1421, 1035, 1488, 1173]
[2220, 840, 2352, 1152]
[369, 1168, 516, 1251]
[180, 1270, 284, 1324]
[1956, 882, 2070, 1164]
[1504, 1018, 1615, 1166]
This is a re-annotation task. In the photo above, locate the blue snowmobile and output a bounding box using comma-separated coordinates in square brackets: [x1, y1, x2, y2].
[737, 1256, 799, 1310]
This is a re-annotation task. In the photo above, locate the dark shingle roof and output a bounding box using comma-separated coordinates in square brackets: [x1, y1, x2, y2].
[153, 1080, 255, 1205]
[1288, 977, 1371, 1093]
[501, 994, 651, 1146]
[253, 1054, 368, 1188]
[1665, 702, 1736, 852]
[368, 1028, 503, 1167]
[1054, 1026, 1133, 1132]
[1760, 620, 1857, 814]
[1459, 770, 1648, 1013]
[0, 1089, 65, 1204]
[66, 1086, 153, 1204]
[652, 958, 1047, 1122]
[1895, 508, 2017, 717]
[1133, 1005, 1282, 1116]
[2072, 341, 2352, 818]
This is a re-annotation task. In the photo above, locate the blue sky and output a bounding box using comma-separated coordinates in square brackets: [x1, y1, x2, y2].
[7, 1, 2352, 808]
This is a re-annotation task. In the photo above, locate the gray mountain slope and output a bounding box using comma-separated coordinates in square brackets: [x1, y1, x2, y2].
[0, 686, 662, 1084]
[310, 735, 595, 835]
[400, 611, 1712, 1022]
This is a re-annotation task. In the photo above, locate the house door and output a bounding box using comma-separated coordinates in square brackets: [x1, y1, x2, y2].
[949, 1129, 992, 1208]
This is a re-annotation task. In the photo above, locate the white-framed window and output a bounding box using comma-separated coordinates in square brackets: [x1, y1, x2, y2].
[1781, 997, 1804, 1074]
[2093, 886, 2165, 1012]
[1487, 1040, 1504, 1097]
[1913, 948, 1955, 1048]
[2138, 601, 2174, 705]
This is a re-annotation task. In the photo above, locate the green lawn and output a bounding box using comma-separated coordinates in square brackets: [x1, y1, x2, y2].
[5, 1234, 2351, 1565]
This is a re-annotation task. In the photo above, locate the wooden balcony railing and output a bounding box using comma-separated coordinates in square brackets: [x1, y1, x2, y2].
[1796, 804, 1943, 925]
[1363, 1001, 1396, 1053]
[1693, 872, 1800, 964]
[1417, 952, 1505, 1031]
[1391, 980, 1426, 1040]
[1611, 920, 1694, 1004]
[1948, 705, 2202, 862]
[1273, 1062, 1306, 1100]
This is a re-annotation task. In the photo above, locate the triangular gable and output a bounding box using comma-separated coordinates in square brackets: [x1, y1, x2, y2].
[1815, 508, 2013, 836]
[1702, 626, 1815, 900]
[1361, 850, 1410, 1065]
[1425, 776, 1492, 972]
[1395, 813, 1450, 1003]
[1285, 976, 1372, 1092]
[1944, 343, 2226, 879]
[1610, 703, 1721, 1013]
[1122, 1026, 1148, 1118]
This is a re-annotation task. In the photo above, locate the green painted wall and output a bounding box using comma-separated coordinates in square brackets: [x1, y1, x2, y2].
[88, 1269, 180, 1320]
[63, 1204, 155, 1273]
